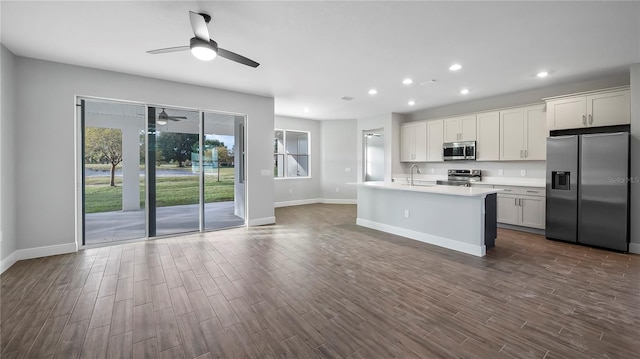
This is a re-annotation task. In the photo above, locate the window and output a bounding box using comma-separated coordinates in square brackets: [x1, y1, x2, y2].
[274, 129, 310, 178]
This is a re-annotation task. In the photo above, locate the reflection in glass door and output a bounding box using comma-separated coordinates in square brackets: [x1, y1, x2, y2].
[203, 112, 245, 230]
[149, 106, 201, 237]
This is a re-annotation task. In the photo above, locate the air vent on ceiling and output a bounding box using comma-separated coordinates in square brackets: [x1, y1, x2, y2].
[341, 96, 354, 101]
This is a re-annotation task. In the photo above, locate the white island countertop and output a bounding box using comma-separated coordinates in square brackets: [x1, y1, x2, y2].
[357, 181, 502, 197]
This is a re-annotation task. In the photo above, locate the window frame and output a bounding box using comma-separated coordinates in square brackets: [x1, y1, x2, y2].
[274, 128, 311, 179]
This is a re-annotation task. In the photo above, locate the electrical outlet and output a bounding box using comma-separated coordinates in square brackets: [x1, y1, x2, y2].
[521, 170, 527, 176]
[261, 169, 271, 176]
[345, 167, 351, 172]
[498, 169, 504, 176]
[430, 168, 435, 174]
[289, 189, 293, 194]
[404, 209, 410, 218]
[335, 187, 340, 193]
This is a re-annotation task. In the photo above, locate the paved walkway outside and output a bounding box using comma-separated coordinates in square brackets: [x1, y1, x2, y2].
[84, 201, 244, 245]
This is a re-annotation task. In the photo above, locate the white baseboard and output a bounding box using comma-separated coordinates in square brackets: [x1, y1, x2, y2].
[322, 198, 357, 205]
[1, 242, 77, 274]
[356, 218, 486, 257]
[275, 198, 357, 208]
[0, 250, 18, 274]
[247, 216, 276, 226]
[274, 198, 322, 208]
[629, 242, 640, 254]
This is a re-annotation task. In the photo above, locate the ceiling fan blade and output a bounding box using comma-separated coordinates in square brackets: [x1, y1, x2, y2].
[189, 11, 210, 41]
[147, 46, 190, 54]
[218, 48, 260, 68]
[168, 116, 188, 121]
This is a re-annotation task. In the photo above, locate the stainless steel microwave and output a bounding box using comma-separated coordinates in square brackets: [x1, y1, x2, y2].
[443, 141, 476, 161]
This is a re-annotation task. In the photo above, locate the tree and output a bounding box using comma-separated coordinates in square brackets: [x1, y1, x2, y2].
[156, 132, 199, 167]
[85, 127, 122, 187]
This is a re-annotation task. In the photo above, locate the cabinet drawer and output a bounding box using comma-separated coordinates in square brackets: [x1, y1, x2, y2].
[495, 185, 545, 197]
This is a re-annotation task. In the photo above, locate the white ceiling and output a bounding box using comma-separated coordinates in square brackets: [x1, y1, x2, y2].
[2, 1, 639, 120]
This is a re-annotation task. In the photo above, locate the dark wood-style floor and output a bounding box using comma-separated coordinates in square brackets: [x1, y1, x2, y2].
[1, 204, 638, 358]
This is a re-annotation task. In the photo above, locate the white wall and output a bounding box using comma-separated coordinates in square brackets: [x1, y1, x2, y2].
[12, 56, 274, 258]
[0, 45, 17, 269]
[630, 64, 640, 250]
[321, 119, 358, 202]
[274, 116, 322, 206]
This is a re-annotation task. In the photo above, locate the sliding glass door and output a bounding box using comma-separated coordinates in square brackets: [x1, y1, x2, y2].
[149, 106, 201, 236]
[81, 98, 245, 245]
[82, 99, 146, 245]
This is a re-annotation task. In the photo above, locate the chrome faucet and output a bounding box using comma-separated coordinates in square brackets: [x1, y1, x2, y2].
[410, 164, 421, 186]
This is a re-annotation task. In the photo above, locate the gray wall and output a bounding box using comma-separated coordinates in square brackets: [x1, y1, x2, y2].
[13, 56, 274, 253]
[321, 119, 358, 201]
[630, 64, 640, 248]
[1, 45, 17, 264]
[274, 116, 322, 204]
[406, 71, 630, 121]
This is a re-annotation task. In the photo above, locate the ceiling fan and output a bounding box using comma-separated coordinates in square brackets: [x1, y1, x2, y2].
[157, 108, 187, 125]
[147, 11, 260, 68]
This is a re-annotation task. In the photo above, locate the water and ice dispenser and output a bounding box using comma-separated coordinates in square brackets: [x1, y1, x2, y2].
[552, 171, 571, 190]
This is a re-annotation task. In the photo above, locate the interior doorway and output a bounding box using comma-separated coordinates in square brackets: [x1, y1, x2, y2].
[364, 129, 384, 181]
[80, 98, 245, 245]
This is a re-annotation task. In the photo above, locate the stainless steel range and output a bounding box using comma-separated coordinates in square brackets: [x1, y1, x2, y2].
[436, 169, 481, 187]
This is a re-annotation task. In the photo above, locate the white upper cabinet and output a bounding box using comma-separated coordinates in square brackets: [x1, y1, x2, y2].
[500, 104, 546, 161]
[476, 111, 500, 161]
[443, 115, 477, 142]
[400, 121, 427, 162]
[546, 88, 630, 130]
[427, 119, 444, 162]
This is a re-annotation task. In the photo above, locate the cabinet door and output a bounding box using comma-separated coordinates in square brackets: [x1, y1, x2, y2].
[414, 121, 427, 162]
[400, 123, 415, 162]
[587, 90, 630, 127]
[500, 108, 525, 160]
[443, 118, 461, 142]
[519, 196, 545, 229]
[476, 111, 500, 161]
[497, 194, 519, 225]
[427, 120, 444, 162]
[524, 105, 547, 160]
[546, 96, 586, 130]
[459, 115, 477, 141]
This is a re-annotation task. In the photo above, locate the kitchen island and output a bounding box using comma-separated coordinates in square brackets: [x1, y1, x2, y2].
[356, 182, 501, 257]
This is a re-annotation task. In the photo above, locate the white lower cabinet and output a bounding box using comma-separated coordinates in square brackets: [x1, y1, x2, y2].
[496, 186, 545, 229]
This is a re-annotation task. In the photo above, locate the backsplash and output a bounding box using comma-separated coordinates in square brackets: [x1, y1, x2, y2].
[399, 161, 546, 179]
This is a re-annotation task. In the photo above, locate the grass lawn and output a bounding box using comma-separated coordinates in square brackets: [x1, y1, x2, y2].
[85, 167, 235, 213]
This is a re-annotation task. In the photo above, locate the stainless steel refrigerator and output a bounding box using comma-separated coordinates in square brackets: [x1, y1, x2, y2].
[546, 132, 629, 251]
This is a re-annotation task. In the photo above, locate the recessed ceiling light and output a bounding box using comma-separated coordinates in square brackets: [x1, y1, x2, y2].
[460, 88, 470, 95]
[408, 100, 416, 106]
[368, 89, 377, 95]
[449, 64, 462, 71]
[304, 108, 310, 113]
[537, 71, 549, 78]
[402, 78, 413, 85]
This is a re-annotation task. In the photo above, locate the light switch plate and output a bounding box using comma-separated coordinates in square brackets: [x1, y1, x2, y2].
[261, 169, 271, 176]
[345, 167, 351, 172]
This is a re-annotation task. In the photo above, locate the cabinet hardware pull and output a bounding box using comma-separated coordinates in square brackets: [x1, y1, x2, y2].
[515, 198, 518, 206]
[582, 115, 587, 126]
[526, 190, 538, 193]
[520, 150, 523, 158]
[524, 149, 528, 158]
[588, 114, 593, 125]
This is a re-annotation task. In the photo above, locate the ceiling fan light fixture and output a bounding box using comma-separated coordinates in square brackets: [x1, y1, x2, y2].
[190, 37, 217, 61]
[156, 120, 168, 125]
